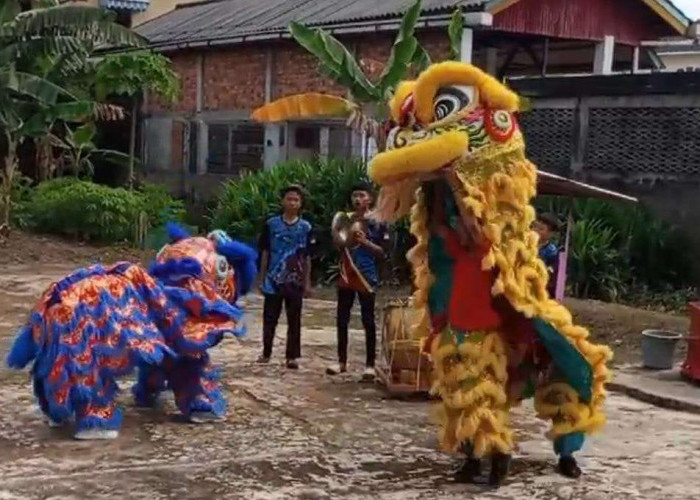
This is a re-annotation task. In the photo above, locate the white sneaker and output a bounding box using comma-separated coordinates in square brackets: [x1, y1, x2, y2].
[47, 419, 65, 428]
[74, 429, 119, 440]
[326, 363, 347, 375]
[361, 367, 376, 382]
[189, 412, 225, 424]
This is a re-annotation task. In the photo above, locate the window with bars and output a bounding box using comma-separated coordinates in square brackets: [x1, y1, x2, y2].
[207, 122, 264, 175]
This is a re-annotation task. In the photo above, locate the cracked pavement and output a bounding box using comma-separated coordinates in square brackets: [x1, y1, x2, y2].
[1, 264, 699, 499]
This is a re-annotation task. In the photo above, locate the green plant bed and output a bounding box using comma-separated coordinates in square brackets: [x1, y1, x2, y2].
[211, 157, 414, 283]
[19, 178, 184, 245]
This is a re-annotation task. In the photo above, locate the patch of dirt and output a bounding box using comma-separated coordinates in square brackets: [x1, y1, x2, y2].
[0, 231, 690, 367]
[0, 230, 153, 266]
[315, 287, 690, 366]
[566, 298, 689, 365]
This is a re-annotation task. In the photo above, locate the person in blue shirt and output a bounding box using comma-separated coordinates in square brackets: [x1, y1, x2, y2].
[533, 212, 561, 296]
[326, 183, 388, 381]
[256, 184, 314, 369]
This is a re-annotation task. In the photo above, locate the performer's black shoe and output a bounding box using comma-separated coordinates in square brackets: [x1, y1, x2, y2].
[454, 457, 481, 483]
[488, 453, 511, 486]
[557, 456, 582, 479]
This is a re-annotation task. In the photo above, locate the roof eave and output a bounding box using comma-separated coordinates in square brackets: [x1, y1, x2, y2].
[143, 11, 494, 52]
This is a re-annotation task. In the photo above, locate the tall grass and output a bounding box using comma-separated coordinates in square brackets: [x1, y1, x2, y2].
[537, 196, 697, 309]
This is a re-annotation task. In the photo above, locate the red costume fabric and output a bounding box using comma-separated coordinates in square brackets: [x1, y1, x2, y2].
[441, 229, 503, 332]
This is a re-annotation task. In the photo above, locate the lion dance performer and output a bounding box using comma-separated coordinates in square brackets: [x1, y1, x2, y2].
[6, 223, 257, 440]
[366, 62, 613, 485]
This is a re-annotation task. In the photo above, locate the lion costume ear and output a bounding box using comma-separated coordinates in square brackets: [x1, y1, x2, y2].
[216, 239, 258, 296]
[166, 221, 191, 242]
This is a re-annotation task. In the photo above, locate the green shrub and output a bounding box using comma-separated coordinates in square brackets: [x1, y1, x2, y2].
[213, 157, 398, 282]
[536, 196, 697, 305]
[23, 178, 184, 244]
[137, 182, 186, 228]
[10, 175, 34, 229]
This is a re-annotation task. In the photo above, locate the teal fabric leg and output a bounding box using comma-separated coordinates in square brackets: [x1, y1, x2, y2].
[554, 432, 585, 457]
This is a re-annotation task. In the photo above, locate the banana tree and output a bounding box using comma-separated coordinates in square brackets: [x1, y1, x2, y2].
[93, 50, 180, 189]
[49, 122, 133, 178]
[0, 0, 144, 230]
[252, 0, 430, 153]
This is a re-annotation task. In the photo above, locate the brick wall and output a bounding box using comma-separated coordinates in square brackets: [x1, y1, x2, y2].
[420, 30, 451, 62]
[148, 51, 198, 113]
[272, 40, 346, 99]
[147, 30, 452, 115]
[204, 46, 267, 110]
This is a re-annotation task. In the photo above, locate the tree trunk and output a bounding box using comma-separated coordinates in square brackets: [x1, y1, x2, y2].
[1, 136, 18, 232]
[128, 98, 138, 190]
[35, 135, 53, 182]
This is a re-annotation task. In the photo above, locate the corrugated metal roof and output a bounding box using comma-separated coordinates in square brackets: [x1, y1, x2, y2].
[101, 0, 149, 11]
[137, 0, 487, 48]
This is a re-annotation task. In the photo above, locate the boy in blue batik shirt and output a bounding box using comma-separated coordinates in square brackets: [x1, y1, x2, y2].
[257, 184, 314, 369]
[533, 212, 561, 296]
[326, 183, 388, 381]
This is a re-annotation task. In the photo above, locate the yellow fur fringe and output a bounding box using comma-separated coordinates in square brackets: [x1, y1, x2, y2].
[411, 152, 612, 441]
[389, 80, 417, 122]
[251, 93, 355, 122]
[430, 329, 513, 457]
[369, 130, 468, 185]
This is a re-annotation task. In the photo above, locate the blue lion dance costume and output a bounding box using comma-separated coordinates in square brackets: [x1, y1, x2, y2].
[6, 223, 257, 440]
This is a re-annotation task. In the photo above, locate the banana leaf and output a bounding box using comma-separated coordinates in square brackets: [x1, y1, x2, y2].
[412, 45, 432, 73]
[290, 21, 379, 102]
[448, 8, 464, 61]
[378, 0, 422, 97]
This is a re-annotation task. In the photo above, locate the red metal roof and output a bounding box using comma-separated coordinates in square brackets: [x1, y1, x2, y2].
[492, 0, 681, 45]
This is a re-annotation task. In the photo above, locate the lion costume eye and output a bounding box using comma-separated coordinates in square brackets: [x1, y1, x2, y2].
[433, 86, 474, 121]
[215, 255, 229, 280]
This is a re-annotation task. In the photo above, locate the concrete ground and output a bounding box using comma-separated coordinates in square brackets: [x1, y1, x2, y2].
[1, 264, 700, 499]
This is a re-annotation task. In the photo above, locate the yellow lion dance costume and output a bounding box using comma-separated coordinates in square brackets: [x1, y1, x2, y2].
[252, 61, 612, 486]
[369, 62, 612, 485]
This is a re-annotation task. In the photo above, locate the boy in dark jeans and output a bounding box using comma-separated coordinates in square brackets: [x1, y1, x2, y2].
[257, 184, 313, 369]
[326, 183, 388, 381]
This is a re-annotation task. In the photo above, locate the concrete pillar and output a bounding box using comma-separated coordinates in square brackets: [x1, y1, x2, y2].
[264, 124, 286, 169]
[196, 120, 208, 174]
[485, 47, 498, 75]
[593, 35, 615, 75]
[319, 126, 330, 158]
[194, 53, 207, 174]
[263, 48, 283, 170]
[196, 54, 204, 112]
[460, 28, 474, 64]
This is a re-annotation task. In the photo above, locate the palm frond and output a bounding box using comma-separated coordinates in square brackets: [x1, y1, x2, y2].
[7, 6, 144, 48]
[0, 36, 89, 67]
[0, 68, 75, 104]
[0, 1, 21, 24]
